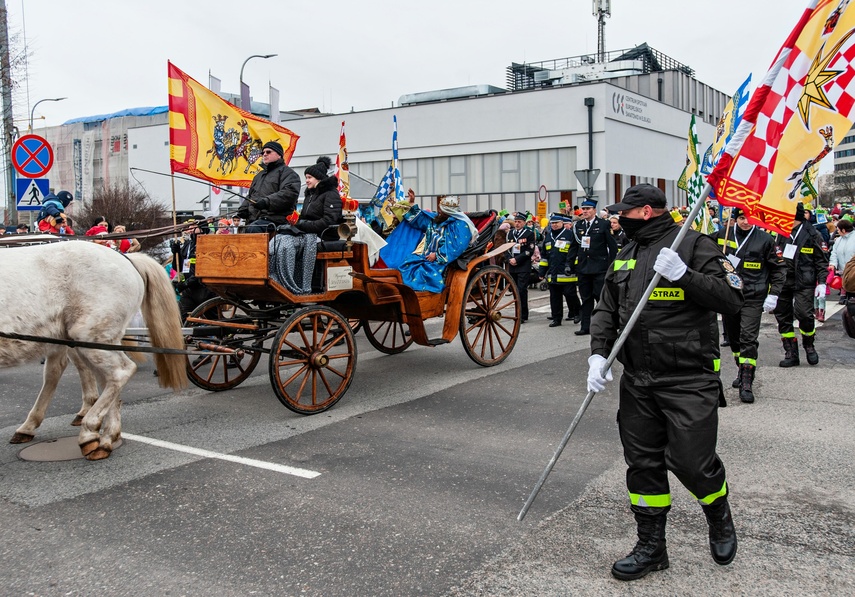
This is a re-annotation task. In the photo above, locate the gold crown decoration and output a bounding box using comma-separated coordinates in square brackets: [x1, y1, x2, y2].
[439, 195, 460, 209]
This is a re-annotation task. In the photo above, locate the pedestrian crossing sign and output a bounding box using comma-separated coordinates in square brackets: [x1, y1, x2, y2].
[16, 178, 50, 211]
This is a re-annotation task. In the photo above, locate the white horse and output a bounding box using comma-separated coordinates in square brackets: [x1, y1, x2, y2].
[0, 241, 187, 460]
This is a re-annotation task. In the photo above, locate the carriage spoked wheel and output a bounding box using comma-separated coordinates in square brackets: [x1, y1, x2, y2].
[362, 319, 414, 355]
[269, 306, 356, 415]
[185, 298, 262, 391]
[459, 265, 521, 366]
[347, 318, 362, 336]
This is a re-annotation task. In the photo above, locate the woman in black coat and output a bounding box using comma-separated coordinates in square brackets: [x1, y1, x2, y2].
[295, 156, 343, 235]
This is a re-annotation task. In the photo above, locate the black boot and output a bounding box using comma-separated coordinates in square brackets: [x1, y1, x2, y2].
[739, 364, 755, 403]
[778, 338, 800, 367]
[611, 506, 670, 581]
[731, 356, 740, 388]
[701, 499, 738, 565]
[802, 334, 819, 366]
[721, 328, 730, 347]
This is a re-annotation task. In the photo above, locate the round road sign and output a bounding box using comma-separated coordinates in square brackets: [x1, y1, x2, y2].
[12, 134, 54, 178]
[538, 185, 548, 202]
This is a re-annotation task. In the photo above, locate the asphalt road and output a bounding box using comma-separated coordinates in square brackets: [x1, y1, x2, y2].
[1, 289, 853, 596]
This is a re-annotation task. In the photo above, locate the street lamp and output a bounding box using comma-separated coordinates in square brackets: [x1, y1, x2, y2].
[29, 97, 67, 132]
[239, 54, 277, 110]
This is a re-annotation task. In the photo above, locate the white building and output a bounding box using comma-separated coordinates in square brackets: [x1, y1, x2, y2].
[34, 45, 729, 220]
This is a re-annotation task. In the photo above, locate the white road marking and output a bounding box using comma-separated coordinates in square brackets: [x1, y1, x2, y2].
[122, 433, 321, 479]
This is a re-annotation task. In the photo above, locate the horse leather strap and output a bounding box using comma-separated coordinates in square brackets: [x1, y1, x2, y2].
[0, 330, 241, 357]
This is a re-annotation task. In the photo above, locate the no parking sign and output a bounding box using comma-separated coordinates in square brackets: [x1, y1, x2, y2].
[12, 134, 54, 178]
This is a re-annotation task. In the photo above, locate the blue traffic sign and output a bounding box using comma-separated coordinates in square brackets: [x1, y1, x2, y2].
[12, 134, 54, 178]
[16, 178, 50, 211]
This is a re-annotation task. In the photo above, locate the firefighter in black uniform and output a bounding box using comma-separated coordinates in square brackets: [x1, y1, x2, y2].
[567, 197, 618, 336]
[587, 185, 744, 581]
[537, 213, 578, 326]
[506, 212, 536, 323]
[171, 216, 215, 318]
[773, 203, 829, 366]
[713, 208, 786, 402]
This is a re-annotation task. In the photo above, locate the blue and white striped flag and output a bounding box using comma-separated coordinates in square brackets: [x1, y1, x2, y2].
[362, 116, 405, 229]
[700, 74, 751, 176]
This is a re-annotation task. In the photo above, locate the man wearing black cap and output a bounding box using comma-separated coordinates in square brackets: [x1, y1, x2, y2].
[506, 212, 536, 322]
[237, 140, 301, 232]
[538, 213, 578, 326]
[772, 202, 829, 366]
[567, 197, 618, 335]
[713, 208, 785, 402]
[587, 184, 744, 581]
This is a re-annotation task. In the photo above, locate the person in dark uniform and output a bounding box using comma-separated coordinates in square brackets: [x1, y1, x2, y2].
[587, 184, 744, 581]
[568, 197, 618, 336]
[713, 208, 786, 402]
[171, 216, 215, 318]
[537, 213, 578, 327]
[773, 202, 829, 367]
[609, 215, 629, 250]
[506, 212, 536, 323]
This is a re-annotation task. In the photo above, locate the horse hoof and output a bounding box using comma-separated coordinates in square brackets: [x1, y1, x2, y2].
[9, 432, 35, 444]
[79, 439, 100, 456]
[85, 446, 112, 461]
[70, 415, 83, 427]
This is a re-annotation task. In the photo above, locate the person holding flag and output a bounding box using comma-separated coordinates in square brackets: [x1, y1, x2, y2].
[589, 184, 744, 581]
[537, 213, 578, 327]
[713, 208, 786, 402]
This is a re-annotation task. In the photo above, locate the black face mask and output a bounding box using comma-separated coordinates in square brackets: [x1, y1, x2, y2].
[618, 215, 649, 240]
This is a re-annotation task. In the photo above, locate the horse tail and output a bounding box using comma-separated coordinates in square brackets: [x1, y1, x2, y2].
[126, 253, 188, 390]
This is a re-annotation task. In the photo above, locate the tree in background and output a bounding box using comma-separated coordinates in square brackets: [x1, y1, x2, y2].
[72, 183, 171, 253]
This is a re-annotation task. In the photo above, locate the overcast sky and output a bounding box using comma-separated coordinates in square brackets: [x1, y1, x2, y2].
[8, 0, 814, 121]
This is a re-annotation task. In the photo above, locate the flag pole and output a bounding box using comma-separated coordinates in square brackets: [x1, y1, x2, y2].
[518, 182, 714, 521]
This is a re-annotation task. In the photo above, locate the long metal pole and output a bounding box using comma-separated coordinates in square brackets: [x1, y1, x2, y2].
[0, 0, 16, 225]
[518, 183, 714, 521]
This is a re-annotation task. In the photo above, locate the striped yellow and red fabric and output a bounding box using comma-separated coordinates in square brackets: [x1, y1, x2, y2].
[168, 61, 299, 187]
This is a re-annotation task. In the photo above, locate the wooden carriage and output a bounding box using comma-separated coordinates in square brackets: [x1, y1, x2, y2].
[187, 212, 521, 415]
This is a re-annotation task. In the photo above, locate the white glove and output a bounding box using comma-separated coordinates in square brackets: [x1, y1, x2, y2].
[814, 284, 827, 298]
[587, 354, 614, 393]
[763, 295, 778, 313]
[653, 247, 688, 282]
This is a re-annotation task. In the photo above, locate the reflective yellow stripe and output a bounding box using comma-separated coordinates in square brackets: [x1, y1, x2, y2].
[781, 332, 796, 338]
[629, 492, 672, 508]
[692, 481, 728, 505]
[538, 260, 549, 267]
[559, 246, 570, 253]
[743, 261, 762, 269]
[800, 247, 814, 254]
[739, 357, 757, 366]
[801, 328, 816, 336]
[614, 259, 637, 271]
[649, 288, 684, 300]
[556, 275, 577, 283]
[713, 359, 721, 372]
[717, 239, 737, 248]
[189, 257, 197, 264]
[545, 243, 552, 250]
[732, 351, 740, 358]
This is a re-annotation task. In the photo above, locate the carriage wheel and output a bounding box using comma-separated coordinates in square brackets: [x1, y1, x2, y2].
[459, 265, 521, 366]
[347, 318, 362, 335]
[269, 306, 356, 415]
[185, 298, 262, 391]
[362, 319, 414, 355]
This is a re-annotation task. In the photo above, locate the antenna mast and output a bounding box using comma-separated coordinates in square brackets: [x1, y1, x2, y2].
[593, 0, 611, 63]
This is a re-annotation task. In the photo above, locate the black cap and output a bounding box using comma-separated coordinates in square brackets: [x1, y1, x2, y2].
[513, 212, 527, 221]
[731, 207, 744, 219]
[262, 140, 284, 157]
[305, 156, 332, 181]
[795, 202, 806, 222]
[608, 184, 667, 212]
[581, 197, 598, 208]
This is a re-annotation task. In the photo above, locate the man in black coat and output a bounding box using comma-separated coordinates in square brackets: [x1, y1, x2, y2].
[237, 140, 301, 232]
[588, 184, 744, 581]
[506, 212, 536, 323]
[568, 197, 618, 335]
[773, 202, 829, 366]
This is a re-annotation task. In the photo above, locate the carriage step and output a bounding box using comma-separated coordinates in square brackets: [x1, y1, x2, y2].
[426, 338, 450, 347]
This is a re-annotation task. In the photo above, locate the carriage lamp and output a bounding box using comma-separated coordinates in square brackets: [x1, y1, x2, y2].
[338, 197, 360, 250]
